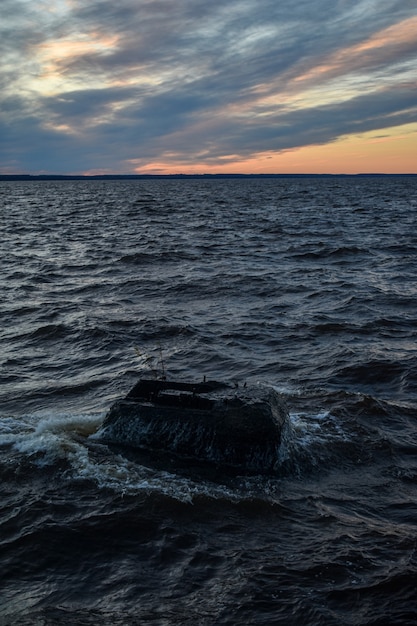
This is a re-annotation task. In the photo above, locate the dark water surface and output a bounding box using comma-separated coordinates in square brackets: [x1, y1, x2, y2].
[1, 178, 416, 624]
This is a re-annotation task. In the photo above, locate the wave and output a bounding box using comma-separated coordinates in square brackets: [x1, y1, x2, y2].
[0, 382, 399, 502]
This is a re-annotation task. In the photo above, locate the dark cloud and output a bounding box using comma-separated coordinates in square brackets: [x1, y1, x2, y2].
[1, 0, 416, 172]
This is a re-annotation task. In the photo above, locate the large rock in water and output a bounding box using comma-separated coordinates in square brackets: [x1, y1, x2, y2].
[100, 379, 288, 473]
[101, 380, 287, 473]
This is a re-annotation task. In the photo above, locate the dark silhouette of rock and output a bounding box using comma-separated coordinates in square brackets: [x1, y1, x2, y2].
[101, 378, 288, 473]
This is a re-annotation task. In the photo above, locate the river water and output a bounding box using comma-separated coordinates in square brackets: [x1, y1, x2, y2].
[1, 177, 416, 624]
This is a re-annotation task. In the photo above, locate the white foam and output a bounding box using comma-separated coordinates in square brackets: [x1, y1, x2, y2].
[0, 410, 247, 502]
[270, 382, 302, 395]
[1, 411, 104, 466]
[288, 409, 349, 446]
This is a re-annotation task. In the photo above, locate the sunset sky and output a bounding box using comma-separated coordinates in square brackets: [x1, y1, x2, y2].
[1, 0, 416, 175]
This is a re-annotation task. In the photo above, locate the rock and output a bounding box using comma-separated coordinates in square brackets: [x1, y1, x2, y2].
[100, 378, 288, 473]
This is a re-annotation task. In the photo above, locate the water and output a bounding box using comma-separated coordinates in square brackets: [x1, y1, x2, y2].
[1, 177, 416, 625]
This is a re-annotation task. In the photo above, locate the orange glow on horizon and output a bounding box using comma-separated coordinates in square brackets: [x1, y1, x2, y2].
[123, 123, 417, 176]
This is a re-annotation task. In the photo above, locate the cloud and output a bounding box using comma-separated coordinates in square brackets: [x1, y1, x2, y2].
[1, 0, 416, 172]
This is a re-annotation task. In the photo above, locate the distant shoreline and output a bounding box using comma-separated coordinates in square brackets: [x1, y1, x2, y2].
[1, 173, 416, 181]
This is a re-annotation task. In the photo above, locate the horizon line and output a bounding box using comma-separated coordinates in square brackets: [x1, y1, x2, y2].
[1, 172, 416, 180]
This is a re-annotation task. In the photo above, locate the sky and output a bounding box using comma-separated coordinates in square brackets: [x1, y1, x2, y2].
[1, 0, 416, 175]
